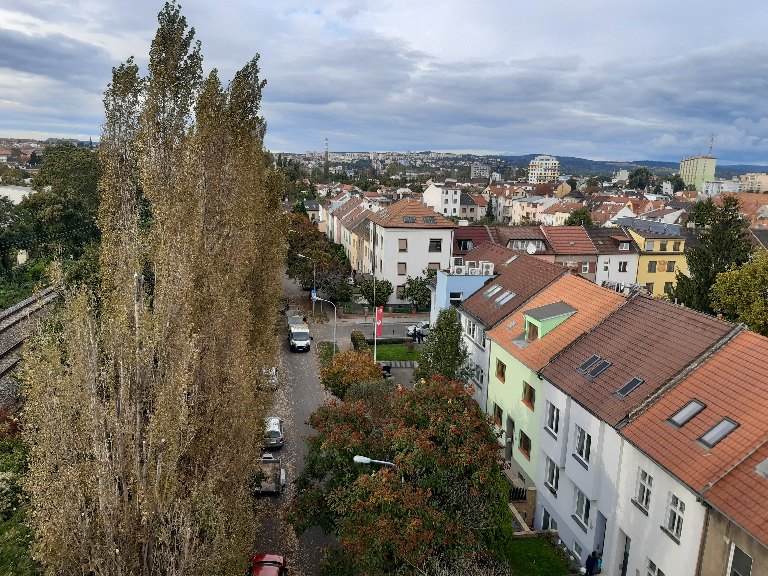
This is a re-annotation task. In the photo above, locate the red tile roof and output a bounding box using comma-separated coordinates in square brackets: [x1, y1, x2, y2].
[585, 227, 638, 254]
[368, 198, 456, 229]
[541, 226, 597, 255]
[462, 243, 518, 268]
[541, 295, 734, 427]
[453, 226, 499, 255]
[488, 275, 626, 371]
[702, 441, 768, 545]
[622, 331, 768, 497]
[460, 254, 566, 327]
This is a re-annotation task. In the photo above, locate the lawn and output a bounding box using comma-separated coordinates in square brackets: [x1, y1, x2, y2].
[373, 343, 422, 361]
[506, 536, 573, 576]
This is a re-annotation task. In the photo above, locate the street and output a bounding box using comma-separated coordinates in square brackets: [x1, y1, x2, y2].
[251, 274, 425, 575]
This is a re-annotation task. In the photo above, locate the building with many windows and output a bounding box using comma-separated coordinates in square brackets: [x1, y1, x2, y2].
[680, 155, 716, 192]
[528, 155, 560, 184]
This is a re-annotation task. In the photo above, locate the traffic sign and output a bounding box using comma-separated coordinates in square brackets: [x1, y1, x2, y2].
[311, 289, 317, 301]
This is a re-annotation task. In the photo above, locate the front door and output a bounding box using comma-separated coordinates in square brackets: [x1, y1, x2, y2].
[620, 533, 631, 576]
[504, 416, 515, 460]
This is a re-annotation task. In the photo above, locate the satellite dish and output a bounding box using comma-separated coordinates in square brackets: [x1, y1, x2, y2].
[526, 243, 537, 255]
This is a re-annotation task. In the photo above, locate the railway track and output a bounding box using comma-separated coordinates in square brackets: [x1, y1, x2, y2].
[0, 286, 59, 406]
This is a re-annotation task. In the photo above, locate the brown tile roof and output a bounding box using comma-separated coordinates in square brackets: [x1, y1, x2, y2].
[621, 331, 768, 496]
[585, 227, 638, 255]
[471, 193, 488, 207]
[368, 198, 456, 229]
[703, 441, 768, 545]
[462, 243, 517, 267]
[496, 225, 546, 242]
[541, 226, 597, 255]
[460, 254, 566, 327]
[488, 275, 625, 370]
[541, 295, 734, 427]
[453, 226, 498, 255]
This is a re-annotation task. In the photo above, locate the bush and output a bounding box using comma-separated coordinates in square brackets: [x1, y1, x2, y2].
[350, 330, 369, 352]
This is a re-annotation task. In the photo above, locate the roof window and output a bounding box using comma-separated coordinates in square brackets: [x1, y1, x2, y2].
[577, 355, 601, 372]
[498, 291, 517, 305]
[615, 377, 644, 398]
[484, 285, 502, 298]
[755, 458, 768, 479]
[699, 419, 739, 448]
[423, 216, 436, 224]
[402, 216, 416, 223]
[668, 399, 705, 428]
[587, 359, 612, 378]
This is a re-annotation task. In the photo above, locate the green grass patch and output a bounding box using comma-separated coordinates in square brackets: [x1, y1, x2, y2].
[505, 536, 572, 576]
[373, 343, 421, 361]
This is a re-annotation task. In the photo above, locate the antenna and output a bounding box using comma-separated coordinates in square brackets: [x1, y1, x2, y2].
[708, 133, 715, 156]
[324, 137, 329, 177]
[526, 243, 537, 255]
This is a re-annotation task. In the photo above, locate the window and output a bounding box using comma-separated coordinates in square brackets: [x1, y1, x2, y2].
[496, 359, 506, 382]
[396, 284, 405, 298]
[526, 321, 539, 341]
[666, 260, 675, 272]
[645, 241, 655, 251]
[452, 208, 457, 214]
[573, 541, 583, 558]
[578, 355, 601, 372]
[466, 319, 477, 340]
[484, 285, 502, 298]
[427, 262, 440, 270]
[664, 281, 673, 294]
[673, 241, 681, 251]
[618, 261, 628, 272]
[647, 559, 666, 576]
[545, 457, 560, 493]
[518, 430, 532, 458]
[574, 425, 591, 464]
[449, 292, 462, 307]
[668, 399, 706, 427]
[575, 488, 591, 526]
[617, 377, 644, 398]
[659, 241, 668, 251]
[398, 238, 407, 252]
[645, 282, 654, 293]
[700, 418, 739, 448]
[647, 260, 657, 273]
[457, 239, 473, 251]
[493, 403, 502, 427]
[545, 401, 560, 436]
[397, 262, 407, 275]
[729, 544, 753, 576]
[635, 468, 653, 511]
[665, 493, 685, 539]
[603, 262, 609, 272]
[429, 239, 442, 252]
[522, 382, 536, 410]
[619, 242, 630, 251]
[443, 198, 449, 204]
[587, 359, 611, 378]
[581, 262, 589, 274]
[542, 507, 558, 530]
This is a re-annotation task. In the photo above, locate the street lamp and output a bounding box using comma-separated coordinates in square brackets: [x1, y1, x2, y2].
[297, 253, 316, 316]
[312, 294, 336, 356]
[353, 454, 403, 483]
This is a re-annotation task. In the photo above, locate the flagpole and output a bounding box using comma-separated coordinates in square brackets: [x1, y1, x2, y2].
[373, 225, 377, 364]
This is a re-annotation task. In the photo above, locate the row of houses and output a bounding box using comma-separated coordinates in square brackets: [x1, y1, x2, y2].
[428, 242, 767, 576]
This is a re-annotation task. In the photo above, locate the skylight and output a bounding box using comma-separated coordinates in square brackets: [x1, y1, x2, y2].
[495, 290, 512, 303]
[700, 419, 739, 448]
[578, 355, 601, 372]
[587, 359, 612, 378]
[616, 377, 644, 398]
[668, 400, 705, 428]
[402, 216, 416, 223]
[423, 216, 436, 224]
[755, 458, 768, 479]
[484, 285, 502, 298]
[498, 291, 517, 305]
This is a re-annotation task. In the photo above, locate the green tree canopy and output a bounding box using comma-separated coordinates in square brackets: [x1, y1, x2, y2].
[628, 167, 653, 190]
[670, 195, 753, 313]
[319, 349, 383, 399]
[291, 377, 512, 575]
[711, 250, 768, 336]
[564, 207, 594, 227]
[669, 174, 686, 192]
[359, 277, 393, 308]
[414, 306, 471, 382]
[402, 268, 435, 310]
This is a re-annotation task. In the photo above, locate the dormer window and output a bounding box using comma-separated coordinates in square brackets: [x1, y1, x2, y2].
[526, 321, 539, 341]
[619, 242, 630, 251]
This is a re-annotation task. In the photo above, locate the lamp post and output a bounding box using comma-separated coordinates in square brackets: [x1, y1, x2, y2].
[353, 454, 403, 483]
[312, 294, 336, 356]
[297, 253, 316, 316]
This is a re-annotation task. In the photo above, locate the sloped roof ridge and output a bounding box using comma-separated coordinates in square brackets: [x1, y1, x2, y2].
[701, 437, 768, 498]
[619, 323, 745, 430]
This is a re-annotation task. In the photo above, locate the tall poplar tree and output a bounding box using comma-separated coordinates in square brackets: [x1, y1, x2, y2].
[21, 3, 286, 575]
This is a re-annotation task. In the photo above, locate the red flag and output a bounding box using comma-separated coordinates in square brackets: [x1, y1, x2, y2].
[375, 306, 383, 337]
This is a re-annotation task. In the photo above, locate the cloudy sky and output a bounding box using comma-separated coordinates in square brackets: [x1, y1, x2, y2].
[1, 0, 767, 164]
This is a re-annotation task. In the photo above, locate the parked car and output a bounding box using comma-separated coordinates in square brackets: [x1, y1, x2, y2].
[264, 416, 284, 449]
[405, 320, 430, 338]
[253, 453, 286, 495]
[248, 554, 288, 576]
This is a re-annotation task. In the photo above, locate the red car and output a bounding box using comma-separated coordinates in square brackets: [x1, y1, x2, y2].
[249, 554, 288, 576]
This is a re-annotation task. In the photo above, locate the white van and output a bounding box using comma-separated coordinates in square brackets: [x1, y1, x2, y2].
[288, 323, 311, 352]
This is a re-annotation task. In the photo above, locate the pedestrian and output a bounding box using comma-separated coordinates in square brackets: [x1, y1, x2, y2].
[596, 552, 602, 574]
[416, 329, 424, 343]
[585, 551, 598, 576]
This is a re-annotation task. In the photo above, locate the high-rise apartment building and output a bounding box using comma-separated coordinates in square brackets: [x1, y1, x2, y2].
[739, 172, 768, 193]
[679, 155, 716, 191]
[528, 155, 559, 183]
[470, 163, 490, 179]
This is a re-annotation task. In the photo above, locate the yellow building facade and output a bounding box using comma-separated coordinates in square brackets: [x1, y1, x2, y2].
[627, 229, 688, 297]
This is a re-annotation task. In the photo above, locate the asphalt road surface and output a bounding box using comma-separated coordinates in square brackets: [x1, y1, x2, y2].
[251, 274, 424, 575]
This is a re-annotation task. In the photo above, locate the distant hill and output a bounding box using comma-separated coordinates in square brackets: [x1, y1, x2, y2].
[498, 154, 763, 179]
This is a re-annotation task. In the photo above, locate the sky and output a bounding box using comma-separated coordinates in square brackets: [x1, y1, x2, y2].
[1, 0, 767, 164]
